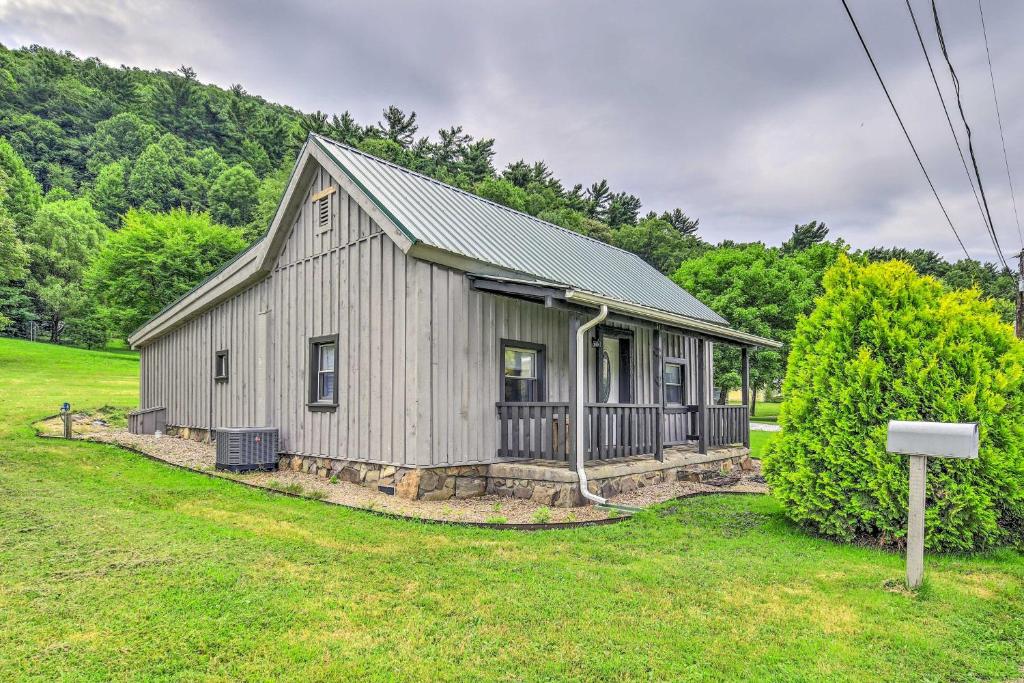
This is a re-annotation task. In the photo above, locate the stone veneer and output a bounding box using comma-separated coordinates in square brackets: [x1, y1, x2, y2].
[487, 452, 752, 507]
[278, 447, 753, 507]
[278, 454, 489, 501]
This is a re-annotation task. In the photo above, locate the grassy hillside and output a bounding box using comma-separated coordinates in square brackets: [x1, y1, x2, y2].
[0, 338, 1022, 681]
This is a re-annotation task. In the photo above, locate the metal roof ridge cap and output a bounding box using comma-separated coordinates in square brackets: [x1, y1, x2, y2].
[310, 135, 419, 245]
[311, 134, 666, 260]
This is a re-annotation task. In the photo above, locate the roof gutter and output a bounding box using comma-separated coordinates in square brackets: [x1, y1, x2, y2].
[564, 290, 783, 349]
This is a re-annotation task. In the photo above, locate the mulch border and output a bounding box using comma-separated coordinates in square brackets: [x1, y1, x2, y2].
[34, 415, 765, 532]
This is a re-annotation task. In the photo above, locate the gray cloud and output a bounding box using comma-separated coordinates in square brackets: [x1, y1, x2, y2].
[2, 0, 1023, 262]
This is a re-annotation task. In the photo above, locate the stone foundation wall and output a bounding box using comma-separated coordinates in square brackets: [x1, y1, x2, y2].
[165, 425, 213, 443]
[487, 455, 753, 507]
[589, 454, 752, 500]
[278, 454, 487, 501]
[278, 452, 754, 507]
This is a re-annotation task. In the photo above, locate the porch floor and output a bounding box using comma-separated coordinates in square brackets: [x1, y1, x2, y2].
[488, 443, 750, 484]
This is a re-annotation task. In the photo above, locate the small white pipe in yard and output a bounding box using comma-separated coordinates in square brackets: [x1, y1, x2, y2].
[575, 304, 608, 505]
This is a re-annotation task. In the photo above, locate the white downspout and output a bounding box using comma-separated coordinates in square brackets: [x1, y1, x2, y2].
[575, 305, 608, 504]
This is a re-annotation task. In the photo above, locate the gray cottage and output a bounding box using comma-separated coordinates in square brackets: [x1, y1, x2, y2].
[129, 134, 780, 506]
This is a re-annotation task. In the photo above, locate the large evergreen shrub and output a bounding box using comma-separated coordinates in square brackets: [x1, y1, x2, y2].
[764, 256, 1024, 551]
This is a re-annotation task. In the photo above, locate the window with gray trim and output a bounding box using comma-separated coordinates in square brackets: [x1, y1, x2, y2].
[214, 350, 229, 381]
[501, 340, 545, 402]
[308, 335, 339, 409]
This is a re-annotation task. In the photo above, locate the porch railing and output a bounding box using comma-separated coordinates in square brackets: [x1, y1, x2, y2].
[495, 402, 748, 460]
[584, 404, 662, 460]
[496, 402, 571, 460]
[664, 406, 698, 446]
[706, 404, 749, 448]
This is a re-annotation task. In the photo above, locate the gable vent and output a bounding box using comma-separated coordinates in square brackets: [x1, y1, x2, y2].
[318, 196, 330, 230]
[311, 185, 336, 232]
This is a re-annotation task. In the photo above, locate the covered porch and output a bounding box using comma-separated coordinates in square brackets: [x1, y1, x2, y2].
[494, 343, 752, 466]
[473, 274, 777, 470]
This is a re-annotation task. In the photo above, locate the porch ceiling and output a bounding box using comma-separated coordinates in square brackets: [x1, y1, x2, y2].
[467, 273, 783, 349]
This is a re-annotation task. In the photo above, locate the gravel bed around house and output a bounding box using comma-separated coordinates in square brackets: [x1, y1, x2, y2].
[37, 414, 768, 524]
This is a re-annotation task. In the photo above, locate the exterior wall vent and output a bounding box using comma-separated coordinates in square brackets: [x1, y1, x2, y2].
[311, 185, 336, 233]
[215, 427, 279, 472]
[317, 196, 330, 230]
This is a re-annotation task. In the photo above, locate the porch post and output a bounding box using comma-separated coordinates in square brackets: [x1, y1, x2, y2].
[653, 326, 664, 462]
[697, 337, 708, 455]
[568, 315, 580, 470]
[741, 346, 750, 448]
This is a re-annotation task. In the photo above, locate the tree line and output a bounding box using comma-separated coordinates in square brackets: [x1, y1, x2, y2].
[0, 43, 1015, 398]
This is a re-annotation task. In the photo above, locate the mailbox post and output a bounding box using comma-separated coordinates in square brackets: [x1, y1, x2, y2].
[60, 401, 72, 439]
[886, 421, 979, 588]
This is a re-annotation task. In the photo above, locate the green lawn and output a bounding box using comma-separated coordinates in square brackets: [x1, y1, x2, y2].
[751, 401, 782, 423]
[1, 338, 1022, 681]
[749, 429, 776, 458]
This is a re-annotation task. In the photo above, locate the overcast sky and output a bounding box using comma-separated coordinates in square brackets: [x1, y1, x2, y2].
[2, 0, 1022, 263]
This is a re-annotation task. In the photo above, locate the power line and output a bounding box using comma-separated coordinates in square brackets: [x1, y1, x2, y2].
[930, 0, 1010, 270]
[839, 0, 971, 259]
[904, 0, 990, 240]
[977, 0, 1023, 250]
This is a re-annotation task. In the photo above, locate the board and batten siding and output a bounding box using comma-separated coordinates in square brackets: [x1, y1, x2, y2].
[140, 313, 211, 428]
[663, 332, 711, 405]
[139, 279, 269, 432]
[137, 158, 718, 467]
[272, 241, 574, 466]
[269, 166, 434, 465]
[421, 273, 573, 465]
[266, 165, 576, 466]
[210, 279, 271, 428]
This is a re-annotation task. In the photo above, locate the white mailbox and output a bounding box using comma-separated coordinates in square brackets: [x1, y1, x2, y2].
[886, 421, 979, 460]
[886, 420, 979, 589]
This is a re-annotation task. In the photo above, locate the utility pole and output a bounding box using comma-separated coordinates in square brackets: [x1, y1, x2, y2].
[1017, 250, 1024, 340]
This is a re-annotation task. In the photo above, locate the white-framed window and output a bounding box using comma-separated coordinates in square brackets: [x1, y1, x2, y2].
[665, 362, 684, 405]
[308, 334, 338, 410]
[501, 340, 545, 402]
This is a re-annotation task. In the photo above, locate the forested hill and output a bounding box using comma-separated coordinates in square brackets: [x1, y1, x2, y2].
[0, 42, 700, 246]
[0, 43, 1015, 398]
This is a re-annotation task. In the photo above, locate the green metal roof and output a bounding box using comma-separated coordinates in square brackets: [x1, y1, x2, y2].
[313, 135, 728, 326]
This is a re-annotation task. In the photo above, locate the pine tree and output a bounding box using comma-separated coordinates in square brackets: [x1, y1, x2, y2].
[606, 192, 641, 227]
[376, 106, 418, 148]
[584, 180, 611, 219]
[782, 220, 829, 252]
[660, 208, 700, 236]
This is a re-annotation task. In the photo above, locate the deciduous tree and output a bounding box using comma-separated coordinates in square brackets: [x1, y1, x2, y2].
[208, 164, 259, 226]
[672, 241, 844, 409]
[86, 209, 247, 338]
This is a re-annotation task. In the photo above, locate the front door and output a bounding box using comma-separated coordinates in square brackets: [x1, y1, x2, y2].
[596, 333, 631, 404]
[594, 332, 633, 456]
[598, 337, 621, 404]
